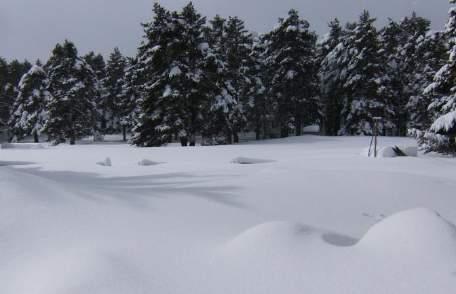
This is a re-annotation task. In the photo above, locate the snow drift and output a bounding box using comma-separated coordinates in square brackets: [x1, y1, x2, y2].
[213, 208, 456, 294]
[362, 145, 418, 158]
[231, 157, 275, 164]
[138, 159, 162, 166]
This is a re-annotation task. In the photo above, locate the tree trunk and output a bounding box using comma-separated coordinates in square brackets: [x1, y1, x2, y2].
[255, 124, 261, 141]
[189, 134, 196, 147]
[295, 117, 303, 136]
[281, 125, 289, 138]
[233, 132, 239, 144]
[226, 129, 233, 145]
[34, 132, 39, 143]
[70, 137, 76, 145]
[180, 136, 188, 147]
[122, 125, 127, 142]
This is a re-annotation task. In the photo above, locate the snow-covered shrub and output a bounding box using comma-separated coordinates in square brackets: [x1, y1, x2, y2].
[409, 128, 455, 154]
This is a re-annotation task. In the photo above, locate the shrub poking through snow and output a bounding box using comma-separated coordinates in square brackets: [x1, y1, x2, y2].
[231, 157, 274, 164]
[138, 159, 161, 166]
[97, 157, 112, 167]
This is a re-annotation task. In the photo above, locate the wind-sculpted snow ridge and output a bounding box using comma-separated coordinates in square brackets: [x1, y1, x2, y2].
[213, 208, 456, 294]
[220, 209, 456, 255]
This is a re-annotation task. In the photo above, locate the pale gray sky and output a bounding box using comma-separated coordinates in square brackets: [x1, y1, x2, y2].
[0, 0, 451, 62]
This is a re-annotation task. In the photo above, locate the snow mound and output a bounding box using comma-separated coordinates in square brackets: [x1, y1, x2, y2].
[138, 159, 162, 166]
[399, 145, 418, 157]
[221, 209, 456, 261]
[358, 208, 456, 259]
[231, 157, 275, 164]
[362, 145, 418, 158]
[97, 157, 112, 167]
[0, 143, 48, 150]
[220, 221, 356, 259]
[223, 222, 314, 251]
[378, 146, 398, 158]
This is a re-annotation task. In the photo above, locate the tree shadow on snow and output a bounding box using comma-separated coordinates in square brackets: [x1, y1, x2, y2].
[14, 167, 246, 209]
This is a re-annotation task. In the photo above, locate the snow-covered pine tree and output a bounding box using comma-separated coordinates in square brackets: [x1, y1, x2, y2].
[319, 18, 345, 136]
[206, 15, 253, 144]
[119, 57, 141, 142]
[132, 3, 177, 146]
[417, 1, 456, 153]
[200, 15, 226, 143]
[406, 31, 447, 130]
[133, 3, 212, 147]
[8, 64, 51, 142]
[338, 11, 394, 135]
[265, 9, 319, 138]
[0, 58, 9, 129]
[102, 48, 127, 134]
[0, 59, 31, 138]
[244, 34, 270, 140]
[83, 52, 106, 135]
[380, 13, 436, 135]
[44, 40, 98, 145]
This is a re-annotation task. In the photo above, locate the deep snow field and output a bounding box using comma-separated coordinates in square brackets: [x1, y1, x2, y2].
[1, 135, 456, 294]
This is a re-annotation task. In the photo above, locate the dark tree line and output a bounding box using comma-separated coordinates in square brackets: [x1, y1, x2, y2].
[1, 1, 455, 152]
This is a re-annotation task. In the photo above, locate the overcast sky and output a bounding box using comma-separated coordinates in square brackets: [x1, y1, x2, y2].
[0, 0, 451, 62]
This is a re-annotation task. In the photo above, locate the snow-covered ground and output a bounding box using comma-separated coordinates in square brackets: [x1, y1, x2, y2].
[1, 136, 456, 294]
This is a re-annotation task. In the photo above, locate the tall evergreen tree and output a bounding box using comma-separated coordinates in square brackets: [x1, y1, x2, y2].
[319, 19, 345, 136]
[418, 2, 456, 153]
[83, 52, 106, 134]
[44, 40, 98, 145]
[206, 15, 253, 144]
[380, 13, 436, 135]
[338, 11, 394, 135]
[133, 3, 212, 147]
[8, 64, 51, 142]
[120, 57, 141, 141]
[0, 59, 31, 136]
[265, 9, 319, 137]
[406, 31, 448, 130]
[244, 35, 270, 140]
[0, 58, 9, 129]
[103, 48, 127, 134]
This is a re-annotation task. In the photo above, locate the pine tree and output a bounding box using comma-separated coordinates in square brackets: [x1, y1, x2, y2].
[83, 52, 106, 135]
[265, 9, 319, 138]
[418, 2, 456, 153]
[244, 34, 270, 140]
[0, 59, 31, 138]
[103, 48, 127, 134]
[0, 58, 9, 129]
[338, 11, 394, 135]
[406, 31, 447, 130]
[132, 3, 176, 146]
[380, 13, 436, 135]
[206, 15, 253, 144]
[8, 64, 51, 142]
[133, 3, 212, 147]
[44, 40, 98, 145]
[120, 57, 141, 141]
[319, 19, 345, 136]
